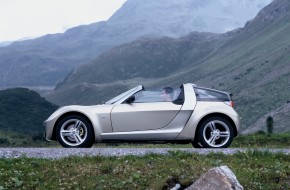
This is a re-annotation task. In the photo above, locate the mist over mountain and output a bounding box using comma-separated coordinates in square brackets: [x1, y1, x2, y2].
[0, 41, 13, 47]
[48, 0, 290, 132]
[0, 0, 271, 87]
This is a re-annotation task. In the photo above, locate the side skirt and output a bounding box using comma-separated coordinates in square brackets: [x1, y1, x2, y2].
[100, 128, 181, 141]
[97, 140, 191, 144]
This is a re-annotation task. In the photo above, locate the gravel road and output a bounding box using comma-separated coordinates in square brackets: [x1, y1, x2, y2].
[0, 148, 289, 159]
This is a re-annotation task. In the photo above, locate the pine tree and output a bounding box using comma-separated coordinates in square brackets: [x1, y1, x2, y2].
[266, 116, 274, 136]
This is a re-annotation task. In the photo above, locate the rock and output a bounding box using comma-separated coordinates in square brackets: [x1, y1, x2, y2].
[170, 183, 181, 190]
[186, 166, 243, 190]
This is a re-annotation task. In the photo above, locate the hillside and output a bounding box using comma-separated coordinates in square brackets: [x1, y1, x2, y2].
[0, 88, 58, 135]
[148, 0, 290, 132]
[0, 0, 271, 87]
[49, 0, 290, 133]
[163, 0, 290, 132]
[55, 32, 232, 89]
[243, 103, 290, 134]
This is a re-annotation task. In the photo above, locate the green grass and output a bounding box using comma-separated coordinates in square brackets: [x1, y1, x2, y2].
[0, 130, 59, 148]
[0, 133, 289, 189]
[231, 132, 290, 148]
[94, 132, 290, 148]
[1, 132, 290, 148]
[0, 151, 289, 189]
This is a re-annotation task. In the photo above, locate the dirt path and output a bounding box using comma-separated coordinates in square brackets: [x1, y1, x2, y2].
[0, 148, 289, 159]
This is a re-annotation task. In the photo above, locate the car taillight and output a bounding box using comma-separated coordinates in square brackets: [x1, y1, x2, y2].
[224, 101, 234, 107]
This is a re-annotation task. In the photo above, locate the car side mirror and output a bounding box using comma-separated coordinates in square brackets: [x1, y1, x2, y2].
[125, 95, 135, 104]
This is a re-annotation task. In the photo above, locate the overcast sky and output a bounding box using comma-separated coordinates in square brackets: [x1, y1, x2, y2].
[0, 0, 127, 42]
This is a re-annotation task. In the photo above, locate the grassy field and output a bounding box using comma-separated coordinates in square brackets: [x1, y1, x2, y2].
[231, 132, 290, 148]
[0, 133, 290, 189]
[0, 150, 289, 189]
[92, 132, 290, 148]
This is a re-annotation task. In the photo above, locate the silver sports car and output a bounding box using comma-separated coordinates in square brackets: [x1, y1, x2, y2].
[44, 83, 240, 148]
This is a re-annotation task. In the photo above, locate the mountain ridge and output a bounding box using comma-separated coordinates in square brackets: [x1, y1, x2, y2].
[55, 32, 233, 89]
[0, 0, 271, 87]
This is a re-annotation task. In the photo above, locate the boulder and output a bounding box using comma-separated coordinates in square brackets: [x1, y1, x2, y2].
[186, 166, 243, 190]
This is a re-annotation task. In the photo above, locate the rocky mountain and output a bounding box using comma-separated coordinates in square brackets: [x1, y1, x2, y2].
[108, 0, 273, 35]
[0, 0, 271, 87]
[48, 0, 290, 132]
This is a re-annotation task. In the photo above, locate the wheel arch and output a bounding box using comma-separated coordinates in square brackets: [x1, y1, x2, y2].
[51, 111, 95, 140]
[195, 113, 238, 138]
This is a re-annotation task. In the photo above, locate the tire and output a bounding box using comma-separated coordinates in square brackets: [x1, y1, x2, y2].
[55, 115, 94, 148]
[192, 139, 203, 148]
[197, 117, 234, 148]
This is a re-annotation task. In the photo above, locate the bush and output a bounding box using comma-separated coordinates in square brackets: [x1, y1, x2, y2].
[32, 133, 44, 141]
[266, 116, 274, 135]
[257, 130, 266, 135]
[0, 138, 9, 145]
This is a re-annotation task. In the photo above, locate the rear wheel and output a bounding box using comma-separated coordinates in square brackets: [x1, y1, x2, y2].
[56, 115, 94, 148]
[197, 117, 234, 148]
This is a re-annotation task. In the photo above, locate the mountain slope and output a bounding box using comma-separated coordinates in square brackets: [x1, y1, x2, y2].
[0, 0, 271, 87]
[151, 0, 290, 132]
[49, 0, 290, 132]
[0, 88, 58, 134]
[55, 32, 232, 89]
[243, 103, 290, 134]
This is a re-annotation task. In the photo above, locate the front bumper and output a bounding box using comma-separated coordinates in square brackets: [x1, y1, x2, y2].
[43, 117, 58, 141]
[43, 121, 52, 142]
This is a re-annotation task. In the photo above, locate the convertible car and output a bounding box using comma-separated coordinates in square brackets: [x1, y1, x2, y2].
[44, 83, 240, 148]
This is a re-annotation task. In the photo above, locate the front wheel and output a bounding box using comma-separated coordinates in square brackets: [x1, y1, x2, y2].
[56, 115, 94, 148]
[197, 117, 234, 148]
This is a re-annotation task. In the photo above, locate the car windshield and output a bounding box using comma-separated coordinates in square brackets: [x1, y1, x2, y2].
[105, 85, 142, 104]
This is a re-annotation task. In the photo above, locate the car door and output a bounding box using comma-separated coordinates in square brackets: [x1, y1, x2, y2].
[110, 102, 182, 132]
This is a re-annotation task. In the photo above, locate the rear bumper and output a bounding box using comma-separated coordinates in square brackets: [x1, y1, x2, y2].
[229, 110, 241, 137]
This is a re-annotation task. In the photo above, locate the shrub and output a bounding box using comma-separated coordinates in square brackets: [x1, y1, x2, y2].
[257, 130, 266, 135]
[0, 138, 9, 145]
[32, 133, 44, 141]
[266, 116, 274, 135]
